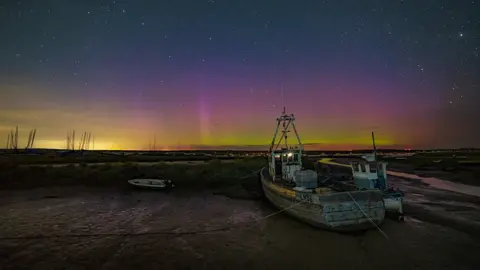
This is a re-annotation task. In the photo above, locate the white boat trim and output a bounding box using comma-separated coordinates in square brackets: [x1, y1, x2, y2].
[128, 179, 172, 188]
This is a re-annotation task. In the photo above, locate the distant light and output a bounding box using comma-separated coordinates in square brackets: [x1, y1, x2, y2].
[459, 32, 464, 37]
[287, 152, 293, 157]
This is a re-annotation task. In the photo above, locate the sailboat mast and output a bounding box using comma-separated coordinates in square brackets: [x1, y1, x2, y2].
[371, 131, 377, 160]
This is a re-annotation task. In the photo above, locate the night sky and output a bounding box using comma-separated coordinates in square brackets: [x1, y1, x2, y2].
[1, 0, 479, 150]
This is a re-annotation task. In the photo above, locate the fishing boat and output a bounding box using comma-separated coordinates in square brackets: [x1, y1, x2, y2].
[259, 107, 385, 232]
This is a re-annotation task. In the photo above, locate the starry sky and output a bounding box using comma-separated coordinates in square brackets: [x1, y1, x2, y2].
[0, 0, 479, 150]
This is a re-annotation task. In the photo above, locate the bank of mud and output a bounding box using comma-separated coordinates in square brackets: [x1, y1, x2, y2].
[1, 187, 480, 269]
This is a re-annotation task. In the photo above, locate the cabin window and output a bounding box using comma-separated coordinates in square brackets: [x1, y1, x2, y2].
[351, 163, 357, 172]
[294, 153, 299, 162]
[360, 164, 366, 172]
[369, 165, 377, 173]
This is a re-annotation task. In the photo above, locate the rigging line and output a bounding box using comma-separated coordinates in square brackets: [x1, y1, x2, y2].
[347, 191, 389, 240]
[0, 167, 268, 241]
[0, 193, 312, 241]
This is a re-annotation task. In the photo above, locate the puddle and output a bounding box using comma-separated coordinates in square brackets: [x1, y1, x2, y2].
[405, 193, 430, 204]
[387, 171, 480, 198]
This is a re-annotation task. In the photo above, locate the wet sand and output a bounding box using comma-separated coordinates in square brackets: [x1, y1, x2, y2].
[1, 187, 479, 269]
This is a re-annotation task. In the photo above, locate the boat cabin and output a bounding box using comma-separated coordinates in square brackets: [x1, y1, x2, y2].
[269, 147, 302, 182]
[350, 155, 388, 190]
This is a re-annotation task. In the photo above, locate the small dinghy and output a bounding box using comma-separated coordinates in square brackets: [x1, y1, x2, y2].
[128, 179, 174, 189]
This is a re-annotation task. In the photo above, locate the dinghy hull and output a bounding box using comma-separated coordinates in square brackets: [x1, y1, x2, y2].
[128, 179, 172, 190]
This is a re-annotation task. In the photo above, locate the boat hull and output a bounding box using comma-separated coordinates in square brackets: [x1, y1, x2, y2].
[260, 167, 385, 232]
[128, 179, 171, 190]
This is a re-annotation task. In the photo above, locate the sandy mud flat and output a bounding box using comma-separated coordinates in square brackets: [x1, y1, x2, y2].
[1, 187, 479, 270]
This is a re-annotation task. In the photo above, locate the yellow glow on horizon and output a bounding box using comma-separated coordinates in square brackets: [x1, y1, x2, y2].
[0, 106, 401, 150]
[1, 129, 399, 150]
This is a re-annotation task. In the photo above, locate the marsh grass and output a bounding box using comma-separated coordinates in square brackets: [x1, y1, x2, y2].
[0, 154, 235, 165]
[0, 158, 265, 192]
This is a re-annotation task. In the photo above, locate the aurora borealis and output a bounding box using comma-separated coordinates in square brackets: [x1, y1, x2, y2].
[1, 0, 479, 150]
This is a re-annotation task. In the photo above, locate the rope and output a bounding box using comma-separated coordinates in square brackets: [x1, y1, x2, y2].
[346, 192, 389, 240]
[0, 167, 389, 241]
[0, 191, 309, 241]
[322, 170, 389, 240]
[0, 167, 267, 241]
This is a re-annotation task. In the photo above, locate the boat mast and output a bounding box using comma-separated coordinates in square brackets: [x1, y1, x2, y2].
[269, 109, 303, 152]
[371, 131, 377, 161]
[281, 84, 287, 148]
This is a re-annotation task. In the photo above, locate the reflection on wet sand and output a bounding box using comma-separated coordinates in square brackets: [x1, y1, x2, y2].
[387, 170, 480, 197]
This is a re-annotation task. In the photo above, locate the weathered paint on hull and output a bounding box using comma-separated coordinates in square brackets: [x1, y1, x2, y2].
[260, 167, 385, 232]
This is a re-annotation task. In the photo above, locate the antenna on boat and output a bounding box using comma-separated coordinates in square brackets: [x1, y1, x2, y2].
[371, 131, 377, 160]
[269, 84, 303, 153]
